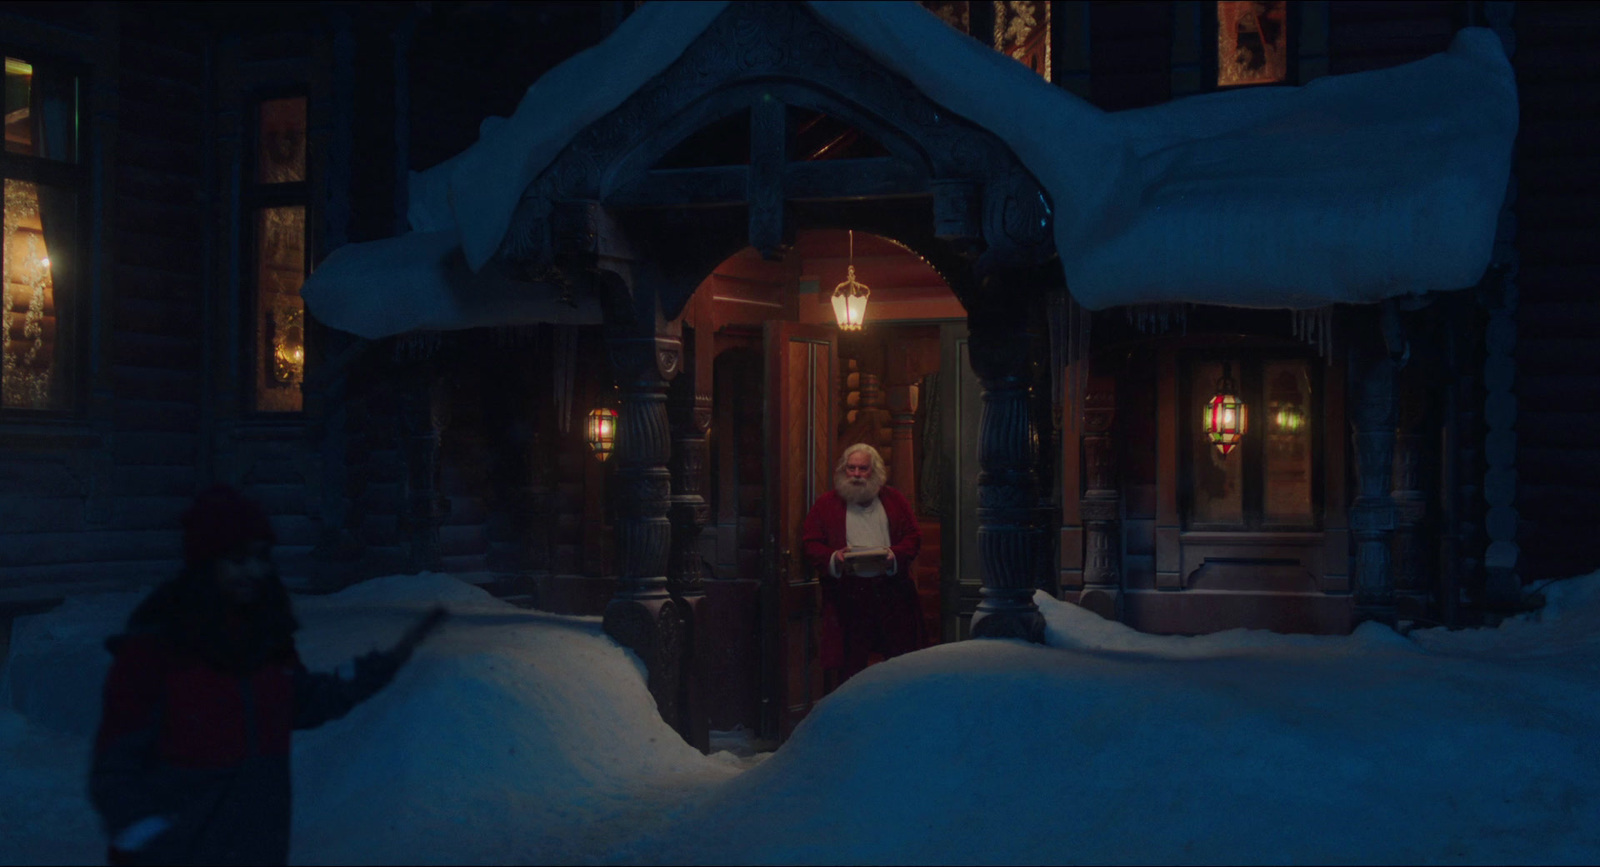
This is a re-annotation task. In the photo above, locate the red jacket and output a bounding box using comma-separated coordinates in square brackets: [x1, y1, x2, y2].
[90, 578, 399, 866]
[801, 485, 922, 578]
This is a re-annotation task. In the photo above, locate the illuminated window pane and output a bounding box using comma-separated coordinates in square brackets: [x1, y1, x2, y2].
[257, 97, 307, 184]
[2, 179, 76, 410]
[1217, 1, 1288, 87]
[1263, 360, 1313, 524]
[4, 57, 33, 156]
[1189, 359, 1244, 526]
[994, 1, 1051, 81]
[253, 206, 305, 413]
[5, 57, 77, 161]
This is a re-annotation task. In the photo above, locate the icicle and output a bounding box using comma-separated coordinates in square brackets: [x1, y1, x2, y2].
[1123, 303, 1186, 335]
[392, 331, 442, 362]
[1291, 307, 1334, 364]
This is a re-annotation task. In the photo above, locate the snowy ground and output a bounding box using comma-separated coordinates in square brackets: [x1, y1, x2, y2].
[4, 571, 1598, 865]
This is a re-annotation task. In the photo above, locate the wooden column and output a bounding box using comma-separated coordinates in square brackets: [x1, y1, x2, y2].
[1349, 318, 1398, 623]
[966, 301, 1045, 643]
[603, 330, 684, 730]
[1079, 376, 1122, 620]
[399, 359, 449, 573]
[886, 385, 917, 505]
[1391, 361, 1432, 620]
[667, 321, 711, 753]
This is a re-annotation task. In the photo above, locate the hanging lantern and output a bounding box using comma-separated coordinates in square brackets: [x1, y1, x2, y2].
[1203, 364, 1248, 456]
[586, 407, 617, 461]
[831, 230, 870, 331]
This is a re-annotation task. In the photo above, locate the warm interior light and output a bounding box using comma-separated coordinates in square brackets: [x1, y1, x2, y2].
[1203, 364, 1248, 456]
[831, 231, 870, 331]
[1273, 406, 1304, 433]
[271, 306, 305, 386]
[587, 407, 617, 461]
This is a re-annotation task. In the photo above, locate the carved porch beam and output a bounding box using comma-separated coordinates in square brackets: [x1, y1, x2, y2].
[605, 158, 929, 210]
[748, 94, 787, 259]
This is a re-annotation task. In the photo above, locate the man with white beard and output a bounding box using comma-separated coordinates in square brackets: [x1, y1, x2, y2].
[801, 443, 923, 685]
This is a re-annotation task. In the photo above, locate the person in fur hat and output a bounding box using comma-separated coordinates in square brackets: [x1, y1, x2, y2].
[88, 485, 446, 866]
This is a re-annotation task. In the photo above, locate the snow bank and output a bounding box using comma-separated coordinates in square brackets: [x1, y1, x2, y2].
[621, 578, 1600, 865]
[6, 570, 1598, 865]
[304, 2, 1516, 340]
[0, 573, 738, 865]
[286, 574, 739, 865]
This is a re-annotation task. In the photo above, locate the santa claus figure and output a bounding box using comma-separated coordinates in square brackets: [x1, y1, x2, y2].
[801, 442, 924, 685]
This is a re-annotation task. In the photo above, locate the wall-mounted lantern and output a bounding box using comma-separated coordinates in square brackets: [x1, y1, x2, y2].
[831, 229, 869, 331]
[586, 407, 617, 461]
[1203, 363, 1248, 456]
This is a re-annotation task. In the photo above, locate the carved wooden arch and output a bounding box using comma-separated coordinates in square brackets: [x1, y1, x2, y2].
[499, 0, 1057, 314]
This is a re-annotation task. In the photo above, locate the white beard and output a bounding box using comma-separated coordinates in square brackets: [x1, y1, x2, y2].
[835, 474, 883, 506]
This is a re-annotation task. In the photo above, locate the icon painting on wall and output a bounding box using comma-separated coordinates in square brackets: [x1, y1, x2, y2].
[1217, 1, 1288, 87]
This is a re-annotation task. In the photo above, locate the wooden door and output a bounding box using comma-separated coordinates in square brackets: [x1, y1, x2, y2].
[939, 322, 984, 641]
[761, 321, 836, 742]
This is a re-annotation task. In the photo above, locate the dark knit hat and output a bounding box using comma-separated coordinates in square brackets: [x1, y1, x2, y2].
[182, 484, 276, 566]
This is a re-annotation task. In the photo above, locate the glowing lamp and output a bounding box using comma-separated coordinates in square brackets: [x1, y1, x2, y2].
[1272, 405, 1305, 433]
[586, 407, 617, 461]
[831, 230, 870, 331]
[1203, 365, 1248, 456]
[271, 306, 305, 386]
[831, 266, 869, 331]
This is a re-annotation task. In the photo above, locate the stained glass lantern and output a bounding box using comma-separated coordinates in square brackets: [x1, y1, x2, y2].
[586, 407, 617, 461]
[1203, 364, 1248, 456]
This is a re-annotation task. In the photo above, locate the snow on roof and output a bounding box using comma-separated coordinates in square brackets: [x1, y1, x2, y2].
[302, 1, 1516, 338]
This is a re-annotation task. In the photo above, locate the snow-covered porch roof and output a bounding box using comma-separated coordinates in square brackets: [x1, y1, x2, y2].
[301, 0, 1517, 340]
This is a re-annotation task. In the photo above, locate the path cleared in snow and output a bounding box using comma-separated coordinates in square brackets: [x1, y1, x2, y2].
[4, 572, 1598, 865]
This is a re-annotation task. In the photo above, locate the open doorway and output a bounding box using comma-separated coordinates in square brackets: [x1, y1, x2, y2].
[694, 229, 971, 743]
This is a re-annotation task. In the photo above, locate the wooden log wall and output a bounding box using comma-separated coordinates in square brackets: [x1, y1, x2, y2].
[0, 5, 208, 605]
[1509, 2, 1600, 584]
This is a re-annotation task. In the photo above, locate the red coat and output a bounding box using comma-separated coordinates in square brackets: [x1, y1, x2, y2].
[801, 486, 924, 680]
[800, 485, 921, 576]
[90, 578, 399, 866]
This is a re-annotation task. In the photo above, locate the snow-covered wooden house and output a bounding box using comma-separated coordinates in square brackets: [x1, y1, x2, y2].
[0, 1, 1594, 749]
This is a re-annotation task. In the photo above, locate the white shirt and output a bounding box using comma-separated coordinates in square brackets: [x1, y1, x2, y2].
[830, 496, 897, 578]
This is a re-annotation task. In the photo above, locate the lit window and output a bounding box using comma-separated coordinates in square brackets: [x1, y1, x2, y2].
[1184, 355, 1318, 530]
[2, 56, 81, 413]
[1217, 1, 1289, 88]
[249, 96, 308, 413]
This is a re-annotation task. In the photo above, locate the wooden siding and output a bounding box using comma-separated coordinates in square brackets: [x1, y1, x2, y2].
[1511, 2, 1600, 583]
[0, 6, 208, 603]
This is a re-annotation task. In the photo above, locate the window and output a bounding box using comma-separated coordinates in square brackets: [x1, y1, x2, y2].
[247, 95, 308, 413]
[1182, 353, 1320, 531]
[1216, 1, 1289, 87]
[2, 55, 81, 413]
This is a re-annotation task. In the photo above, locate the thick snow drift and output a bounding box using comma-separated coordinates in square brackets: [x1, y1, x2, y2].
[5, 570, 1596, 865]
[303, 1, 1516, 338]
